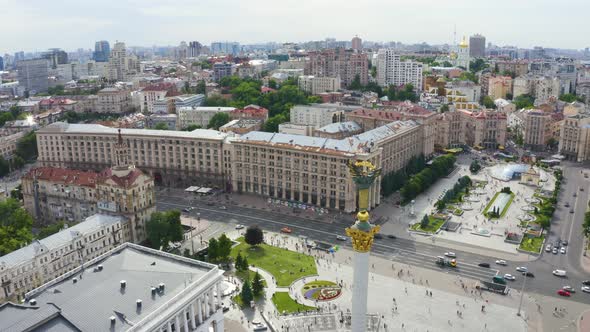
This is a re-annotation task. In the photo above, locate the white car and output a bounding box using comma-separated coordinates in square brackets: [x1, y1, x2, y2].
[582, 286, 590, 293]
[560, 247, 566, 254]
[336, 235, 347, 241]
[235, 224, 245, 230]
[562, 286, 576, 293]
[552, 248, 559, 254]
[553, 269, 567, 277]
[219, 206, 227, 210]
[516, 266, 528, 272]
[504, 274, 516, 281]
[495, 260, 507, 266]
[444, 252, 456, 258]
[545, 244, 552, 252]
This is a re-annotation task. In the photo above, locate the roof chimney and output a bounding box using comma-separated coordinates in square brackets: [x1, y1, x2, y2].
[120, 280, 126, 289]
[29, 299, 37, 306]
[110, 316, 116, 326]
[151, 287, 157, 296]
[73, 277, 77, 284]
[136, 299, 142, 308]
[98, 264, 103, 271]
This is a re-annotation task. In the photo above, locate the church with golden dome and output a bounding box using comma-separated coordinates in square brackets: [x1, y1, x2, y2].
[452, 36, 471, 70]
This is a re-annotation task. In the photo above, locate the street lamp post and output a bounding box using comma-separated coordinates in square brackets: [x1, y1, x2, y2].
[517, 252, 531, 316]
[191, 216, 195, 255]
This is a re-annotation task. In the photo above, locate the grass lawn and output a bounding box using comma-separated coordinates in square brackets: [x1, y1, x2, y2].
[499, 193, 515, 218]
[519, 235, 545, 253]
[483, 192, 515, 218]
[231, 237, 317, 287]
[410, 216, 445, 233]
[272, 292, 315, 314]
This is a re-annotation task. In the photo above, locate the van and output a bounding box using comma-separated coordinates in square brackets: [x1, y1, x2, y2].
[552, 269, 567, 277]
[493, 275, 506, 284]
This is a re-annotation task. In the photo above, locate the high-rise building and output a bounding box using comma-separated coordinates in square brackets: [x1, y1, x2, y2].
[210, 42, 240, 56]
[14, 51, 24, 63]
[469, 34, 486, 58]
[352, 36, 362, 51]
[93, 40, 110, 62]
[305, 49, 368, 88]
[41, 48, 68, 69]
[0, 56, 3, 70]
[17, 59, 49, 95]
[176, 41, 188, 59]
[189, 41, 203, 57]
[376, 49, 423, 90]
[213, 62, 233, 81]
[108, 41, 127, 81]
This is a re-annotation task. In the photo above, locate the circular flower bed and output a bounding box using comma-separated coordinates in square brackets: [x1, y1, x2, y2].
[302, 280, 342, 301]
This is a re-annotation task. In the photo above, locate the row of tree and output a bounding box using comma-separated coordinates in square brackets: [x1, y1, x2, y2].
[400, 154, 456, 202]
[0, 198, 34, 256]
[146, 210, 183, 250]
[435, 176, 472, 211]
[381, 154, 426, 197]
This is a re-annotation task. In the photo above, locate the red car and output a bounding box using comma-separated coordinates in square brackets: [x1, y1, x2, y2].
[557, 289, 571, 297]
[281, 227, 292, 234]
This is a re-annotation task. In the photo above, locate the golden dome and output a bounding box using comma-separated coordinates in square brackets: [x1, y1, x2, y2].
[459, 36, 468, 48]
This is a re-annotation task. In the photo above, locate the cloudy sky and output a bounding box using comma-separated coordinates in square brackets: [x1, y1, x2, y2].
[1, 0, 588, 54]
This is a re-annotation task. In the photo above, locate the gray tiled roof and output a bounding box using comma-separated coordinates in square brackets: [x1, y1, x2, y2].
[0, 214, 125, 269]
[316, 121, 361, 134]
[40, 122, 228, 141]
[21, 245, 212, 332]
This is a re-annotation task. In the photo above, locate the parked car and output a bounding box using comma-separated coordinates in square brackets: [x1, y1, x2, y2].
[557, 289, 571, 297]
[562, 241, 568, 246]
[182, 207, 191, 212]
[235, 224, 245, 230]
[336, 235, 347, 241]
[478, 263, 491, 268]
[570, 209, 574, 214]
[253, 323, 268, 331]
[552, 248, 559, 254]
[387, 234, 397, 239]
[523, 271, 535, 278]
[545, 244, 552, 252]
[281, 227, 292, 234]
[444, 252, 456, 258]
[516, 266, 528, 272]
[553, 269, 567, 277]
[582, 280, 590, 286]
[564, 202, 570, 207]
[561, 247, 567, 254]
[219, 206, 227, 210]
[582, 286, 590, 293]
[562, 286, 576, 293]
[495, 260, 507, 266]
[504, 274, 516, 281]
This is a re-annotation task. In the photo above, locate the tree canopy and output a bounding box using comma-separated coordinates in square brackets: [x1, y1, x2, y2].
[207, 112, 230, 129]
[0, 198, 34, 256]
[16, 131, 37, 161]
[559, 93, 582, 103]
[400, 154, 456, 202]
[245, 225, 264, 246]
[482, 95, 495, 109]
[153, 123, 169, 130]
[37, 221, 67, 239]
[146, 210, 183, 250]
[513, 94, 535, 109]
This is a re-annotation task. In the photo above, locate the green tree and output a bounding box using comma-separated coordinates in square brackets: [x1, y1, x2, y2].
[242, 256, 249, 271]
[441, 61, 453, 67]
[146, 210, 183, 250]
[559, 93, 578, 103]
[10, 184, 23, 200]
[16, 131, 37, 161]
[207, 112, 230, 129]
[37, 221, 66, 239]
[182, 81, 192, 94]
[235, 252, 244, 271]
[513, 94, 535, 110]
[440, 104, 449, 113]
[482, 95, 495, 109]
[469, 59, 488, 73]
[459, 71, 478, 83]
[208, 237, 219, 262]
[196, 80, 206, 95]
[154, 123, 169, 130]
[546, 137, 558, 150]
[0, 112, 14, 126]
[9, 105, 22, 119]
[204, 95, 229, 107]
[245, 225, 264, 246]
[241, 279, 254, 305]
[582, 212, 590, 238]
[183, 124, 202, 131]
[217, 233, 232, 262]
[252, 271, 264, 297]
[263, 113, 288, 132]
[349, 74, 362, 90]
[370, 66, 377, 78]
[0, 198, 34, 256]
[268, 80, 277, 89]
[420, 215, 430, 228]
[231, 82, 262, 107]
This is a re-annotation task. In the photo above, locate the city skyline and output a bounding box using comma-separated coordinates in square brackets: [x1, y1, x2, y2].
[1, 0, 589, 54]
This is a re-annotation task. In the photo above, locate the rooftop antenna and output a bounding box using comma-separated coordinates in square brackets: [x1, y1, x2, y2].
[453, 24, 457, 46]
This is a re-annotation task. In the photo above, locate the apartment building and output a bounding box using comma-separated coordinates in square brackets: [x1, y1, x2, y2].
[0, 131, 25, 159]
[376, 49, 423, 90]
[513, 75, 561, 103]
[481, 75, 512, 100]
[22, 167, 99, 224]
[219, 119, 262, 135]
[495, 60, 529, 77]
[227, 132, 381, 212]
[522, 109, 552, 151]
[305, 49, 368, 88]
[213, 62, 233, 81]
[0, 214, 130, 303]
[139, 82, 179, 113]
[229, 105, 269, 122]
[177, 106, 236, 129]
[36, 122, 229, 188]
[17, 59, 49, 95]
[97, 87, 132, 113]
[298, 76, 341, 95]
[559, 112, 590, 162]
[459, 110, 507, 149]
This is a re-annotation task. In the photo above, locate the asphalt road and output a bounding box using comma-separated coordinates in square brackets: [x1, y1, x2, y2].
[157, 174, 590, 305]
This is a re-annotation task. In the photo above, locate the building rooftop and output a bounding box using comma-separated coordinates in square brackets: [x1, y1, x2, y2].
[23, 167, 98, 188]
[316, 121, 361, 134]
[0, 243, 218, 332]
[231, 105, 269, 117]
[0, 214, 125, 270]
[178, 106, 236, 113]
[220, 119, 261, 129]
[40, 122, 229, 141]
